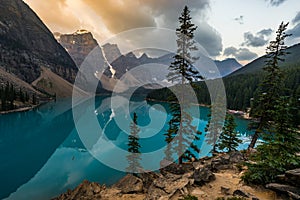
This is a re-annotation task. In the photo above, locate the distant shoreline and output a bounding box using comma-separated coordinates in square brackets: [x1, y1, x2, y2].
[0, 99, 51, 115]
[0, 105, 37, 115]
[146, 98, 252, 120]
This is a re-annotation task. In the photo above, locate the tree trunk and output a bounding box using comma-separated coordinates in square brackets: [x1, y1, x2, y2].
[179, 156, 183, 164]
[248, 131, 259, 150]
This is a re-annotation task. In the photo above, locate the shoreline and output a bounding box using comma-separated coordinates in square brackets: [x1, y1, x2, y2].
[0, 106, 36, 115]
[146, 98, 252, 120]
[0, 99, 52, 115]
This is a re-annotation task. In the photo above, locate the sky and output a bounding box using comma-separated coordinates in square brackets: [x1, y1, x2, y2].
[23, 0, 300, 65]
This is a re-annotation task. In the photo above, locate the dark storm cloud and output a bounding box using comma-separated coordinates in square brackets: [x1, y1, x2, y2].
[224, 47, 258, 61]
[25, 0, 223, 57]
[242, 28, 273, 47]
[81, 0, 210, 32]
[82, 0, 223, 57]
[195, 22, 223, 57]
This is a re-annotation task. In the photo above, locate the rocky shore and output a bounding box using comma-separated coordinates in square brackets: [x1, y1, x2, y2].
[53, 152, 300, 200]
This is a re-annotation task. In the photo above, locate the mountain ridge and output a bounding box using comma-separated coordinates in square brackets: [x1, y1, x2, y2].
[229, 43, 300, 76]
[0, 0, 77, 98]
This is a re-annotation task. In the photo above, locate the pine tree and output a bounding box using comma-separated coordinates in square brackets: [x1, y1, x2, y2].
[243, 96, 300, 184]
[164, 121, 176, 161]
[217, 114, 242, 152]
[166, 6, 202, 164]
[19, 88, 25, 103]
[205, 95, 227, 153]
[126, 112, 142, 173]
[248, 22, 291, 149]
[32, 93, 37, 105]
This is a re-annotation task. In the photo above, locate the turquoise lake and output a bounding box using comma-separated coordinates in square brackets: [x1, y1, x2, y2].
[0, 96, 253, 200]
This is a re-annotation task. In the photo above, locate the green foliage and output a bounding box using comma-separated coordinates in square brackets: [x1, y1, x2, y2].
[180, 194, 198, 200]
[205, 95, 227, 153]
[242, 96, 300, 185]
[0, 82, 16, 111]
[242, 22, 300, 185]
[166, 6, 202, 164]
[217, 114, 242, 152]
[164, 121, 176, 161]
[248, 22, 291, 149]
[126, 112, 142, 173]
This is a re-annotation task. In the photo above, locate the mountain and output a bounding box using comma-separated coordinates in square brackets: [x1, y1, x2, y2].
[55, 29, 243, 93]
[102, 43, 122, 64]
[214, 58, 242, 77]
[0, 0, 76, 85]
[55, 30, 98, 67]
[229, 43, 300, 76]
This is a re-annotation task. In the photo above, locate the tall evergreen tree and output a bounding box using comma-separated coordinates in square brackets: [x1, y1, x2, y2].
[164, 121, 176, 161]
[248, 22, 291, 149]
[126, 112, 142, 173]
[166, 6, 202, 164]
[32, 93, 37, 105]
[217, 114, 241, 152]
[243, 96, 300, 184]
[205, 95, 226, 153]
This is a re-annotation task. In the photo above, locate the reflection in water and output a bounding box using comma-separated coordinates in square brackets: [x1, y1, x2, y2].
[1, 96, 253, 200]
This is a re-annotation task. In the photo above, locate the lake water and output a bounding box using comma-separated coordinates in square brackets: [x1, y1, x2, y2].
[0, 96, 253, 200]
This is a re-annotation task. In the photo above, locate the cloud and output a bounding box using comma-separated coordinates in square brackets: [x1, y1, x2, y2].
[25, 0, 223, 57]
[81, 0, 210, 32]
[234, 16, 244, 25]
[242, 28, 273, 47]
[257, 28, 273, 36]
[265, 0, 287, 6]
[224, 47, 258, 61]
[24, 0, 81, 33]
[292, 11, 300, 24]
[81, 0, 156, 33]
[142, 0, 210, 28]
[195, 22, 223, 57]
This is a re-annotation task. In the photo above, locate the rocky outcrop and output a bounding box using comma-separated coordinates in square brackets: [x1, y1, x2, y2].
[56, 30, 99, 67]
[146, 172, 193, 200]
[53, 180, 105, 200]
[114, 174, 144, 194]
[266, 168, 300, 200]
[102, 43, 122, 64]
[193, 165, 216, 185]
[55, 152, 280, 200]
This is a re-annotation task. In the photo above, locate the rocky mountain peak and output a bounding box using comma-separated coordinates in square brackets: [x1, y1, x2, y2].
[74, 29, 90, 35]
[56, 30, 99, 67]
[102, 43, 122, 63]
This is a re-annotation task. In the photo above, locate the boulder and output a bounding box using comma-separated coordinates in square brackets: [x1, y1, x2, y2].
[146, 173, 191, 200]
[211, 154, 231, 171]
[138, 171, 160, 192]
[221, 186, 231, 195]
[193, 165, 216, 185]
[114, 174, 143, 194]
[233, 189, 250, 198]
[285, 169, 300, 187]
[266, 183, 300, 196]
[229, 151, 245, 163]
[160, 163, 193, 175]
[288, 191, 300, 200]
[53, 180, 105, 200]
